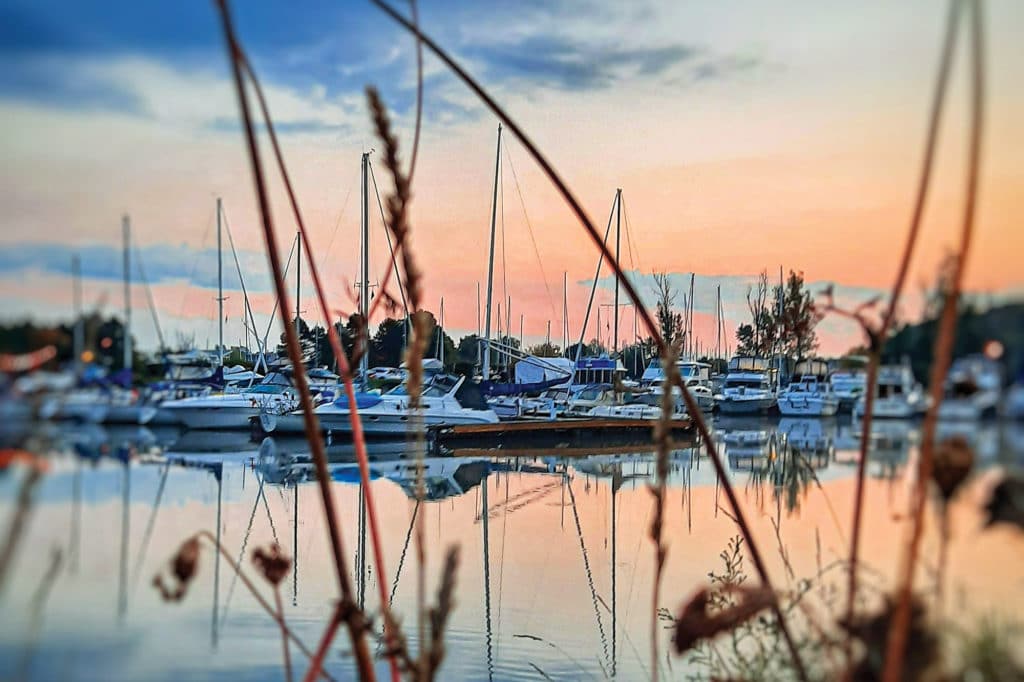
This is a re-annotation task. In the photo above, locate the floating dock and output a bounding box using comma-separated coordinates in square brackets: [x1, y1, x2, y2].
[428, 416, 695, 455]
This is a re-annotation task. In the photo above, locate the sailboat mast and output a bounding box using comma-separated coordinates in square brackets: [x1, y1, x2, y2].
[439, 296, 445, 366]
[482, 124, 502, 379]
[716, 284, 722, 360]
[72, 254, 83, 373]
[295, 231, 301, 340]
[216, 198, 224, 366]
[122, 215, 132, 373]
[613, 188, 622, 355]
[562, 271, 568, 356]
[360, 152, 370, 376]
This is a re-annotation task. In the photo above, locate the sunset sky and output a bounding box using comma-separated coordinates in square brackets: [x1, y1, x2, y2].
[1, 0, 1022, 356]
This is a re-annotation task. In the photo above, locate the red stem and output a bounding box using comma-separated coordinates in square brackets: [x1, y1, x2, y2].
[238, 53, 402, 682]
[211, 3, 376, 680]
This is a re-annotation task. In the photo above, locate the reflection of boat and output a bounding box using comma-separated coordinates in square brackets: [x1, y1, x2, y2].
[716, 357, 777, 415]
[936, 420, 1000, 461]
[854, 364, 926, 419]
[778, 418, 834, 455]
[838, 418, 918, 468]
[937, 355, 1002, 421]
[1006, 379, 1024, 420]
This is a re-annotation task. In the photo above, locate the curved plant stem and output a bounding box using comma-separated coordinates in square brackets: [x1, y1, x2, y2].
[275, 586, 294, 682]
[883, 1, 984, 678]
[844, 0, 963, 659]
[211, 2, 375, 679]
[195, 532, 333, 682]
[370, 3, 807, 678]
[238, 51, 402, 682]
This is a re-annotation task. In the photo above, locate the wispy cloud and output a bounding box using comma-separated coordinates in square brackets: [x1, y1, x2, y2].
[0, 241, 272, 292]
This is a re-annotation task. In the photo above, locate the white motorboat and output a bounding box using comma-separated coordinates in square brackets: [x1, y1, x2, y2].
[641, 359, 715, 411]
[854, 364, 926, 419]
[829, 369, 866, 412]
[716, 357, 777, 415]
[777, 362, 839, 418]
[160, 371, 300, 430]
[262, 372, 499, 436]
[937, 355, 1002, 421]
[39, 390, 110, 423]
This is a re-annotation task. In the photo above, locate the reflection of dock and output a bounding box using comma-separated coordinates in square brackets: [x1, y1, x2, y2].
[430, 416, 694, 453]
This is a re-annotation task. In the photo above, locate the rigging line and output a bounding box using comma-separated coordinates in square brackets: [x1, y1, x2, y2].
[178, 208, 214, 322]
[503, 142, 557, 320]
[368, 161, 411, 319]
[387, 500, 420, 607]
[620, 194, 643, 280]
[133, 245, 167, 351]
[261, 484, 280, 546]
[259, 234, 298, 349]
[567, 478, 611, 674]
[318, 168, 358, 276]
[129, 462, 170, 595]
[619, 193, 637, 274]
[499, 153, 508, 337]
[221, 472, 266, 626]
[222, 207, 267, 361]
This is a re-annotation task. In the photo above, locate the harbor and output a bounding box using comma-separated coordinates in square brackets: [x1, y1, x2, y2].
[2, 0, 1024, 680]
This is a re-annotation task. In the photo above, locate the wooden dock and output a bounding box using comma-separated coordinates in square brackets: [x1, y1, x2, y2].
[429, 416, 695, 454]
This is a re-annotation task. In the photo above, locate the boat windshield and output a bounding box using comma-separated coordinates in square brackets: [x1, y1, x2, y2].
[387, 374, 459, 398]
[249, 384, 289, 395]
[726, 378, 767, 390]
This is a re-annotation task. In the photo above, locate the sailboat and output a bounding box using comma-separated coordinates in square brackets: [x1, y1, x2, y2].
[264, 154, 499, 436]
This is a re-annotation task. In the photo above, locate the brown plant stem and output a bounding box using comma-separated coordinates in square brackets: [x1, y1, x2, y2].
[883, 1, 984, 678]
[275, 586, 294, 682]
[303, 604, 344, 682]
[237, 51, 402, 682]
[195, 532, 334, 682]
[211, 2, 375, 680]
[844, 0, 963, 657]
[0, 465, 43, 594]
[370, 3, 807, 678]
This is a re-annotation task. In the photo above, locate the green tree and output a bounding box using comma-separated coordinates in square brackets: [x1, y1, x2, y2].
[736, 270, 776, 357]
[525, 342, 561, 358]
[653, 272, 685, 350]
[775, 270, 819, 359]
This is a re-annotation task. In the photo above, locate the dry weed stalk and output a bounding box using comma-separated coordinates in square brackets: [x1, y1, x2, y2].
[366, 85, 439, 677]
[156, 531, 335, 681]
[0, 463, 44, 594]
[212, 1, 375, 678]
[831, 0, 965, 657]
[370, 3, 808, 678]
[236, 45, 403, 682]
[883, 0, 985, 677]
[649, 347, 679, 682]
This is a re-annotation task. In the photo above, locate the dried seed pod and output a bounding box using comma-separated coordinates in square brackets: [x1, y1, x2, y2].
[252, 543, 291, 586]
[932, 435, 974, 501]
[672, 585, 774, 654]
[153, 535, 201, 602]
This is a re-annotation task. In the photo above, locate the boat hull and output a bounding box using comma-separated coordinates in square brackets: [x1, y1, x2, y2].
[854, 398, 919, 420]
[717, 397, 776, 415]
[260, 409, 499, 436]
[164, 405, 258, 430]
[777, 395, 839, 417]
[104, 404, 158, 425]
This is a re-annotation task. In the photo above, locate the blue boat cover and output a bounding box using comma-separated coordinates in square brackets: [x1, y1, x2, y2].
[333, 392, 383, 409]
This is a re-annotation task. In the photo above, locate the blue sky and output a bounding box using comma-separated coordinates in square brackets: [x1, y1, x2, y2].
[1, 1, 1022, 354]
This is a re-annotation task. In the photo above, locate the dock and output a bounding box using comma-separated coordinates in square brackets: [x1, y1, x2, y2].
[428, 416, 695, 454]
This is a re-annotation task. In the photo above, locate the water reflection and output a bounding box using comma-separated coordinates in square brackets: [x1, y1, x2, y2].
[2, 416, 1023, 680]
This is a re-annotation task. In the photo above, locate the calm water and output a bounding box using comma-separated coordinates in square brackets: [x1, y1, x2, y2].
[2, 416, 1023, 681]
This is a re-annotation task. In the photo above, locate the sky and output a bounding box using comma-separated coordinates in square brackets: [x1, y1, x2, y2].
[1, 0, 1022, 357]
